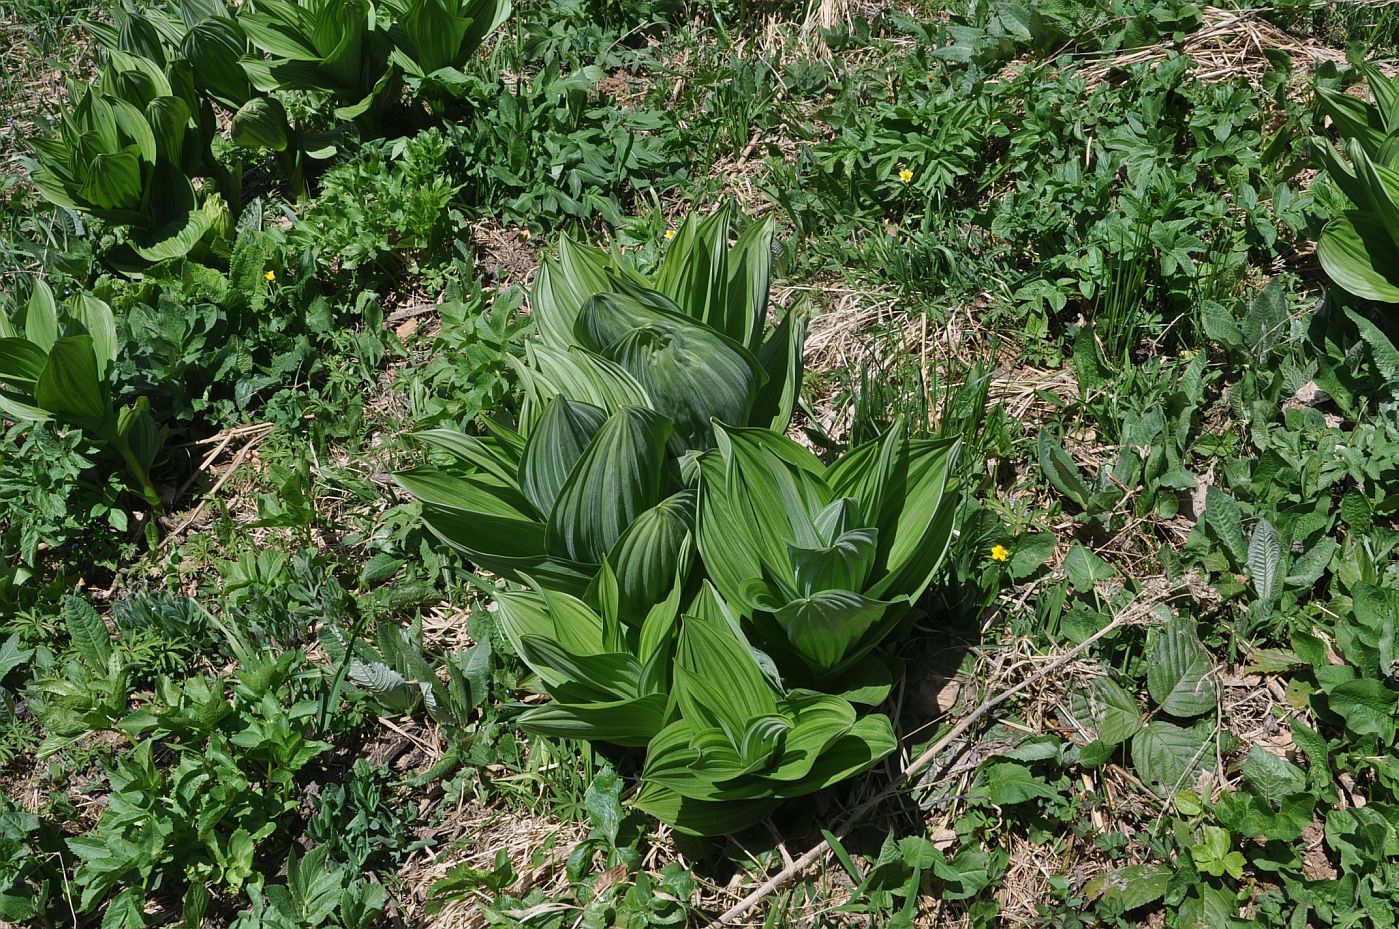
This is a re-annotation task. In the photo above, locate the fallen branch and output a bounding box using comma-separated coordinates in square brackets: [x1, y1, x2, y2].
[704, 612, 1133, 928]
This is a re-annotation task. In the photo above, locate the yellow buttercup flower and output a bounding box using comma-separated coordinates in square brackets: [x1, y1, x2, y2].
[664, 228, 676, 240]
[991, 544, 1010, 562]
[264, 270, 276, 282]
[899, 168, 914, 184]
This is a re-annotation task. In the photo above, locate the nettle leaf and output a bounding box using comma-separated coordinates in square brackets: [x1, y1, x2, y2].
[1248, 517, 1283, 603]
[1084, 677, 1144, 746]
[1131, 718, 1215, 795]
[1327, 678, 1397, 742]
[1203, 485, 1247, 567]
[1146, 616, 1217, 718]
[1063, 543, 1115, 590]
[64, 596, 112, 667]
[1085, 863, 1172, 912]
[1037, 431, 1091, 509]
[980, 762, 1056, 805]
[1241, 745, 1306, 806]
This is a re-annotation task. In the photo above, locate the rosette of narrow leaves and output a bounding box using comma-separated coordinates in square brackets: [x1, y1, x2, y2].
[0, 281, 162, 510]
[633, 590, 896, 837]
[694, 419, 960, 681]
[239, 0, 398, 128]
[1314, 66, 1399, 302]
[385, 0, 511, 107]
[522, 207, 806, 443]
[28, 68, 211, 261]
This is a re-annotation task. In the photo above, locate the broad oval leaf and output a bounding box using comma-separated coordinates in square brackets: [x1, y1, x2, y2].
[1145, 615, 1218, 719]
[544, 406, 672, 565]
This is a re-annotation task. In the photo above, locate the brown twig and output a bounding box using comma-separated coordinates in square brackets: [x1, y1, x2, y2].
[703, 611, 1134, 929]
[158, 428, 270, 549]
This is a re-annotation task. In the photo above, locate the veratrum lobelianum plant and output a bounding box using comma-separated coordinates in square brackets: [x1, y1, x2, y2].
[28, 52, 218, 262]
[695, 419, 960, 683]
[385, 0, 512, 109]
[0, 281, 162, 511]
[1313, 65, 1399, 303]
[395, 207, 808, 596]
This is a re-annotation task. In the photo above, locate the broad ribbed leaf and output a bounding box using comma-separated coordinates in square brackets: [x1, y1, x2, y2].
[108, 97, 158, 164]
[762, 692, 856, 782]
[128, 206, 211, 262]
[35, 336, 108, 426]
[24, 279, 58, 350]
[144, 96, 191, 166]
[240, 10, 321, 61]
[231, 97, 290, 152]
[531, 235, 617, 349]
[183, 17, 253, 107]
[416, 427, 519, 483]
[750, 307, 807, 432]
[545, 406, 671, 565]
[495, 587, 607, 678]
[518, 637, 642, 703]
[519, 397, 607, 517]
[576, 290, 764, 451]
[516, 343, 649, 432]
[634, 778, 780, 837]
[675, 609, 778, 736]
[604, 490, 694, 621]
[1318, 211, 1399, 303]
[516, 694, 668, 748]
[655, 209, 732, 336]
[398, 0, 470, 74]
[725, 215, 775, 350]
[78, 147, 143, 210]
[1248, 517, 1282, 603]
[772, 590, 891, 670]
[68, 294, 117, 378]
[0, 339, 47, 388]
[789, 528, 878, 597]
[1131, 719, 1215, 795]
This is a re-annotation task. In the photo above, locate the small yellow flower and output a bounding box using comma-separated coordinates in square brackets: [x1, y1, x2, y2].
[899, 168, 914, 184]
[991, 544, 1010, 562]
[264, 270, 276, 282]
[664, 228, 676, 241]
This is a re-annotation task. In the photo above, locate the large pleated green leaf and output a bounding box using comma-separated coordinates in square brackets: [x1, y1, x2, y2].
[516, 694, 669, 748]
[0, 339, 48, 389]
[654, 209, 732, 336]
[68, 294, 117, 379]
[633, 780, 779, 837]
[771, 590, 893, 671]
[696, 424, 830, 611]
[789, 527, 878, 597]
[724, 215, 776, 351]
[396, 0, 470, 74]
[576, 290, 764, 452]
[495, 587, 607, 673]
[674, 609, 778, 737]
[762, 691, 858, 782]
[603, 489, 694, 622]
[519, 397, 607, 518]
[183, 17, 253, 107]
[77, 147, 144, 210]
[531, 234, 618, 349]
[144, 96, 191, 166]
[23, 280, 59, 351]
[35, 336, 109, 427]
[544, 406, 671, 565]
[515, 343, 649, 432]
[750, 306, 807, 433]
[1318, 211, 1399, 303]
[518, 637, 643, 703]
[416, 427, 519, 484]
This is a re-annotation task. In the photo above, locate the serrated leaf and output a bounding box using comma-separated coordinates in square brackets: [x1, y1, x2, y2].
[1146, 616, 1217, 718]
[1085, 863, 1171, 911]
[1241, 744, 1306, 806]
[64, 596, 111, 666]
[1248, 517, 1282, 603]
[1203, 485, 1246, 566]
[1131, 719, 1215, 795]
